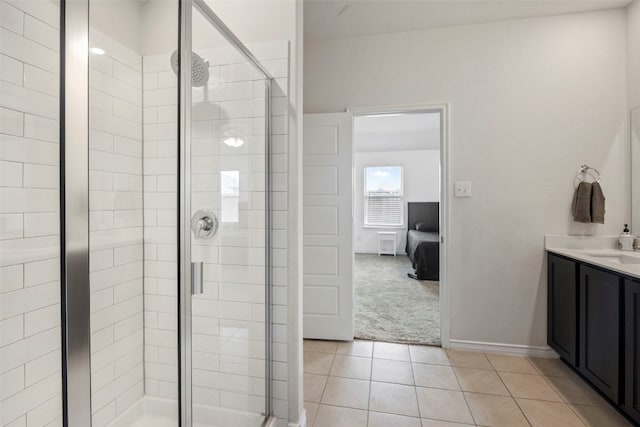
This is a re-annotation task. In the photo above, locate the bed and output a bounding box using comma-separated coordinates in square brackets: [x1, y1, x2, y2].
[406, 202, 439, 281]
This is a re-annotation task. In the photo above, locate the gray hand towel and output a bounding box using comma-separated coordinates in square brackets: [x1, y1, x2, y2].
[591, 182, 605, 224]
[572, 181, 592, 223]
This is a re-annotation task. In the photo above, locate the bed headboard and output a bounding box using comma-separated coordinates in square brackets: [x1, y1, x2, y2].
[408, 202, 439, 232]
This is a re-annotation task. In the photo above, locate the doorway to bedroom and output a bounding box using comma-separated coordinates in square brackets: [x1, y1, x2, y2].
[352, 110, 442, 346]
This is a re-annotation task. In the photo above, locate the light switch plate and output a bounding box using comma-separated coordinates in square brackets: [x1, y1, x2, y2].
[454, 182, 471, 198]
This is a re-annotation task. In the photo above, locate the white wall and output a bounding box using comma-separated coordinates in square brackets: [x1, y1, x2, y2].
[90, 0, 144, 54]
[629, 1, 640, 110]
[305, 9, 629, 349]
[354, 150, 439, 254]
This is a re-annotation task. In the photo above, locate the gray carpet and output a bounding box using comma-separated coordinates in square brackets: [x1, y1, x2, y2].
[354, 253, 440, 346]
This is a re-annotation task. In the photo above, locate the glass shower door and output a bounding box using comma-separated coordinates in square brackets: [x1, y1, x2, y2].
[181, 2, 271, 426]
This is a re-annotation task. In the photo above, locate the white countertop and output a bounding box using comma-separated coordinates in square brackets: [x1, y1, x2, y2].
[545, 235, 640, 279]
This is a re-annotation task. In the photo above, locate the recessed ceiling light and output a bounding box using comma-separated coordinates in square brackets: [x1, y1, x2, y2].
[90, 47, 105, 55]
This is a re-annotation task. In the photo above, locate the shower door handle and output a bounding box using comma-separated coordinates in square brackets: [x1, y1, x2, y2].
[191, 262, 203, 295]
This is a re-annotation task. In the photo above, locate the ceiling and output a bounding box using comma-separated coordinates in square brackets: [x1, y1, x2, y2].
[354, 112, 441, 152]
[305, 0, 632, 41]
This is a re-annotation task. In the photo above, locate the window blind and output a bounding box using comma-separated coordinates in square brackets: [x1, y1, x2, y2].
[365, 190, 403, 226]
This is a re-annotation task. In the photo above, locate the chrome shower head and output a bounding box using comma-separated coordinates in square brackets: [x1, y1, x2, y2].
[170, 50, 210, 87]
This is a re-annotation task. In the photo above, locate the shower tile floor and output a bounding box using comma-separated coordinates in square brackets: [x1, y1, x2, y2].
[304, 339, 633, 427]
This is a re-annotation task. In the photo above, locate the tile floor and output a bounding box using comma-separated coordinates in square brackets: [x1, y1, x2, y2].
[304, 340, 633, 427]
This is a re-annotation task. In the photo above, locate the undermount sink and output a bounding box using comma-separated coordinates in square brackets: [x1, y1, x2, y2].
[582, 252, 640, 265]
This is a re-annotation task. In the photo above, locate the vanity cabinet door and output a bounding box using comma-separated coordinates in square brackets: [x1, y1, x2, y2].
[625, 279, 640, 424]
[579, 265, 621, 404]
[547, 253, 578, 365]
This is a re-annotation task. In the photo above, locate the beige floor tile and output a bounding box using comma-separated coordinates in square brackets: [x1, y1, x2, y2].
[409, 345, 451, 365]
[527, 357, 573, 377]
[487, 353, 537, 374]
[421, 420, 475, 427]
[373, 342, 411, 361]
[516, 398, 586, 427]
[415, 387, 474, 424]
[446, 349, 493, 370]
[330, 355, 372, 380]
[321, 376, 370, 410]
[305, 401, 319, 427]
[570, 404, 633, 427]
[314, 404, 368, 427]
[304, 373, 328, 403]
[304, 340, 339, 354]
[544, 375, 608, 406]
[412, 363, 459, 390]
[371, 358, 414, 385]
[454, 367, 509, 396]
[499, 372, 562, 401]
[304, 351, 334, 375]
[465, 393, 529, 426]
[369, 381, 420, 417]
[367, 412, 421, 427]
[337, 340, 374, 358]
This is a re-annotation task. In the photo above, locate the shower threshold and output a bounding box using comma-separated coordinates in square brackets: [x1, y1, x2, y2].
[107, 396, 267, 427]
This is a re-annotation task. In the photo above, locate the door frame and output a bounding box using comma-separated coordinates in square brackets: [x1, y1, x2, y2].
[347, 103, 451, 348]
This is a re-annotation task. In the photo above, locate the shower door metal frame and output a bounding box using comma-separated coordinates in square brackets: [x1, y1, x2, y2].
[178, 0, 193, 424]
[178, 1, 274, 425]
[61, 0, 92, 425]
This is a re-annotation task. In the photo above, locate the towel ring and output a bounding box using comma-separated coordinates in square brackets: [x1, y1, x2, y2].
[575, 164, 601, 188]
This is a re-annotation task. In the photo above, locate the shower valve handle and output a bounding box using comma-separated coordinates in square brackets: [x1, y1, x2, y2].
[197, 217, 213, 232]
[191, 209, 218, 240]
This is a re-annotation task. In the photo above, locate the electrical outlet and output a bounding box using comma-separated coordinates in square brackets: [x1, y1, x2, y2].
[454, 182, 471, 198]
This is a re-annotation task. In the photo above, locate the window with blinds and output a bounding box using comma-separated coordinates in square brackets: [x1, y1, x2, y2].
[364, 166, 404, 227]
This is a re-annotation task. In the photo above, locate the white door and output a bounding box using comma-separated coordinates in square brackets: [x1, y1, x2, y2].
[303, 113, 353, 340]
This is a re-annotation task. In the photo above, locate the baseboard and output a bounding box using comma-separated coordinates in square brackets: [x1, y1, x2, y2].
[288, 410, 307, 427]
[448, 339, 559, 358]
[354, 250, 408, 256]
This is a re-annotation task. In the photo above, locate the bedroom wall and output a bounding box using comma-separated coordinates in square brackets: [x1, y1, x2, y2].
[304, 8, 628, 350]
[353, 150, 440, 254]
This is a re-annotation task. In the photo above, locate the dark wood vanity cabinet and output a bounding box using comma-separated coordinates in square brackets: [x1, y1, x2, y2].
[547, 254, 578, 364]
[547, 253, 638, 423]
[578, 266, 621, 403]
[626, 279, 640, 424]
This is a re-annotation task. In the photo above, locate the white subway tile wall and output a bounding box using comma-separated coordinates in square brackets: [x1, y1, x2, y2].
[88, 29, 145, 427]
[1, 3, 289, 422]
[141, 50, 179, 409]
[142, 41, 289, 425]
[0, 0, 63, 426]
